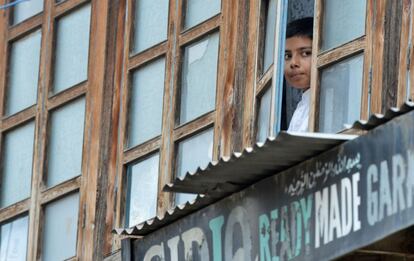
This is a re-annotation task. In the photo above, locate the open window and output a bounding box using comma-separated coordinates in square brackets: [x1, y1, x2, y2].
[253, 0, 288, 143]
[282, 0, 314, 130]
[253, 0, 317, 141]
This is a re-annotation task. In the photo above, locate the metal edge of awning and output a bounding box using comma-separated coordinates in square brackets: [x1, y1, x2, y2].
[350, 101, 414, 130]
[114, 101, 414, 236]
[113, 194, 221, 236]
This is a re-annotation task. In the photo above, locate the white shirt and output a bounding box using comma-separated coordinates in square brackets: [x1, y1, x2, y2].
[288, 89, 310, 132]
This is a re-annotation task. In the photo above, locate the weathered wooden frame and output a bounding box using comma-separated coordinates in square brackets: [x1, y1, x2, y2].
[309, 0, 375, 132]
[114, 0, 231, 238]
[0, 0, 118, 260]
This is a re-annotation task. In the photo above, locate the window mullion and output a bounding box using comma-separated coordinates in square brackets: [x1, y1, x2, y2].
[213, 0, 230, 158]
[243, 0, 263, 148]
[27, 0, 55, 259]
[158, 0, 181, 212]
[309, 0, 323, 132]
[0, 0, 9, 119]
[367, 0, 386, 116]
[114, 0, 134, 232]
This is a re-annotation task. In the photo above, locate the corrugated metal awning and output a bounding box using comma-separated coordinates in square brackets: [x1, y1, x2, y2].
[163, 132, 356, 195]
[164, 101, 414, 195]
[114, 102, 414, 236]
[115, 132, 356, 236]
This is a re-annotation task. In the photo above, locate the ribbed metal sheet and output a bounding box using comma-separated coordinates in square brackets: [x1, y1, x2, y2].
[350, 101, 414, 130]
[114, 102, 414, 236]
[114, 132, 356, 236]
[164, 131, 356, 195]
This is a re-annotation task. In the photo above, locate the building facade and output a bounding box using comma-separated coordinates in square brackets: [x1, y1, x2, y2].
[0, 0, 413, 260]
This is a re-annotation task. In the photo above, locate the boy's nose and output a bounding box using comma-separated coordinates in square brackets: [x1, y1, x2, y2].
[290, 56, 300, 68]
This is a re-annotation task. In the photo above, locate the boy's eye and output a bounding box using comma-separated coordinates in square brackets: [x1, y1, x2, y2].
[301, 50, 312, 57]
[284, 53, 292, 60]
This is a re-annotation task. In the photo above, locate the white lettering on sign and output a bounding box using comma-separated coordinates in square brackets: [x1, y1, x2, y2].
[315, 173, 361, 248]
[366, 150, 414, 226]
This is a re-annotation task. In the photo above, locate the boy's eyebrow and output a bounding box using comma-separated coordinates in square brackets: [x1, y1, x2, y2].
[292, 46, 312, 51]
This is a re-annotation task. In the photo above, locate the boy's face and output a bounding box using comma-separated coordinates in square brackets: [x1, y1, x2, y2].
[284, 36, 312, 90]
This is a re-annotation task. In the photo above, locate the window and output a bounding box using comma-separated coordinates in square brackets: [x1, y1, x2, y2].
[11, 0, 43, 25]
[180, 32, 219, 124]
[6, 30, 41, 116]
[117, 0, 224, 228]
[175, 128, 214, 205]
[128, 58, 165, 147]
[1, 122, 35, 208]
[252, 0, 287, 142]
[319, 54, 364, 133]
[53, 4, 91, 93]
[126, 153, 160, 227]
[0, 1, 97, 260]
[131, 0, 169, 54]
[0, 215, 29, 260]
[310, 0, 372, 132]
[262, 0, 277, 72]
[42, 193, 80, 261]
[183, 0, 221, 29]
[46, 98, 85, 187]
[256, 87, 272, 143]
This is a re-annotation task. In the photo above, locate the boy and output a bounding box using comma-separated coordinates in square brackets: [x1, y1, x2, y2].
[284, 17, 313, 132]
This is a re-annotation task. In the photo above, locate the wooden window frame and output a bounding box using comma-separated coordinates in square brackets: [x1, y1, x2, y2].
[398, 0, 414, 106]
[243, 0, 287, 147]
[309, 0, 383, 132]
[116, 0, 230, 232]
[0, 0, 111, 260]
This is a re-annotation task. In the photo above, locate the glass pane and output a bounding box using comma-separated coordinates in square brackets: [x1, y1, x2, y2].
[0, 216, 29, 261]
[126, 153, 160, 227]
[43, 193, 79, 261]
[47, 98, 85, 187]
[175, 128, 214, 205]
[256, 87, 272, 143]
[132, 0, 169, 54]
[12, 0, 43, 25]
[180, 33, 219, 124]
[184, 0, 221, 29]
[319, 54, 364, 133]
[53, 4, 91, 93]
[263, 0, 277, 72]
[128, 58, 165, 147]
[322, 0, 366, 51]
[6, 30, 41, 116]
[1, 122, 35, 208]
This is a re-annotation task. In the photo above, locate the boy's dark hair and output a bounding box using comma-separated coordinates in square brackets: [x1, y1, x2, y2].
[286, 17, 314, 39]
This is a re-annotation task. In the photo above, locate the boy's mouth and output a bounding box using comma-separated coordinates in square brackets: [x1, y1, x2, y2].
[290, 73, 306, 80]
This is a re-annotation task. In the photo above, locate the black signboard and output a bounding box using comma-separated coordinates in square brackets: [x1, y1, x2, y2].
[131, 110, 414, 261]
